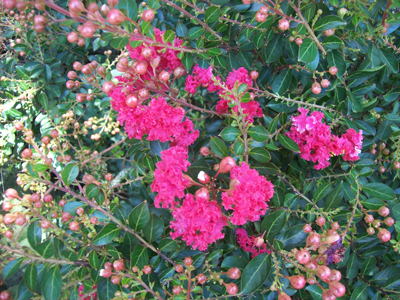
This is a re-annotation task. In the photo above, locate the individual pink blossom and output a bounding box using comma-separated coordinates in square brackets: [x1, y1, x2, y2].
[184, 65, 221, 93]
[151, 146, 191, 209]
[235, 228, 269, 258]
[170, 193, 228, 251]
[225, 67, 253, 89]
[215, 96, 263, 123]
[222, 162, 274, 225]
[127, 28, 184, 72]
[340, 128, 363, 161]
[114, 97, 199, 147]
[286, 108, 363, 169]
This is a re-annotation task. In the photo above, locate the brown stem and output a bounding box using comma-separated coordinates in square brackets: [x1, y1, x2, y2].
[287, 0, 327, 56]
[382, 0, 392, 26]
[80, 138, 126, 167]
[124, 274, 164, 300]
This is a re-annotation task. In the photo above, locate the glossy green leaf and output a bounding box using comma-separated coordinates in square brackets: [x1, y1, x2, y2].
[248, 126, 269, 141]
[314, 15, 346, 31]
[3, 258, 23, 280]
[92, 224, 121, 246]
[250, 147, 271, 163]
[41, 267, 62, 300]
[128, 201, 150, 231]
[210, 137, 228, 157]
[62, 163, 79, 186]
[278, 134, 300, 152]
[362, 183, 395, 200]
[130, 245, 149, 269]
[24, 263, 37, 292]
[261, 210, 287, 242]
[205, 6, 220, 24]
[241, 253, 271, 294]
[143, 214, 164, 242]
[272, 69, 292, 95]
[299, 38, 318, 63]
[220, 127, 241, 142]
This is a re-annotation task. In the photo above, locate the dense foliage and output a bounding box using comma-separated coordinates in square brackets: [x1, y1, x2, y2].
[1, 0, 400, 299]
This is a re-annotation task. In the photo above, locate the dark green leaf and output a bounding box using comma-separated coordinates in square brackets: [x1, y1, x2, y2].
[299, 38, 318, 63]
[205, 6, 220, 24]
[314, 16, 346, 31]
[92, 224, 121, 246]
[362, 183, 395, 200]
[128, 201, 150, 231]
[261, 210, 287, 242]
[163, 30, 175, 43]
[188, 27, 204, 39]
[110, 37, 129, 49]
[24, 263, 37, 292]
[130, 245, 149, 269]
[97, 278, 118, 300]
[278, 134, 300, 152]
[41, 267, 62, 300]
[249, 147, 271, 163]
[159, 238, 177, 252]
[3, 258, 23, 280]
[350, 283, 368, 300]
[62, 163, 79, 186]
[241, 253, 271, 294]
[272, 69, 292, 95]
[314, 183, 331, 201]
[210, 137, 228, 157]
[220, 127, 241, 142]
[248, 126, 269, 141]
[86, 183, 99, 199]
[325, 182, 344, 211]
[143, 214, 164, 242]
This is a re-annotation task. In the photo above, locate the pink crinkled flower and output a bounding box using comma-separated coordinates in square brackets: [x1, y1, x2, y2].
[222, 162, 274, 225]
[115, 97, 199, 147]
[184, 65, 221, 93]
[225, 67, 253, 89]
[340, 128, 363, 161]
[127, 28, 184, 72]
[151, 146, 191, 209]
[235, 228, 269, 258]
[170, 193, 228, 251]
[286, 108, 363, 169]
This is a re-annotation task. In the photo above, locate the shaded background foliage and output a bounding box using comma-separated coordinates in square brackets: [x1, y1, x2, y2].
[1, 0, 400, 299]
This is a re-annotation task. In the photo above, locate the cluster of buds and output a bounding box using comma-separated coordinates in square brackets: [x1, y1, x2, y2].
[364, 206, 394, 242]
[311, 67, 337, 95]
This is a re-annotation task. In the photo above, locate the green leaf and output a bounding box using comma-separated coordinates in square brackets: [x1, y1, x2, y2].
[97, 278, 118, 300]
[314, 183, 331, 201]
[221, 256, 249, 270]
[241, 253, 271, 294]
[163, 30, 175, 43]
[234, 141, 244, 155]
[130, 245, 149, 269]
[27, 221, 42, 247]
[325, 182, 344, 211]
[250, 147, 271, 163]
[24, 263, 37, 292]
[33, 164, 48, 172]
[210, 137, 228, 157]
[350, 283, 368, 300]
[314, 15, 346, 31]
[263, 35, 283, 63]
[89, 252, 99, 269]
[306, 285, 323, 300]
[385, 275, 400, 290]
[346, 253, 359, 279]
[362, 183, 395, 200]
[44, 65, 52, 81]
[159, 238, 177, 252]
[220, 127, 241, 142]
[92, 224, 121, 246]
[62, 163, 79, 186]
[299, 38, 318, 63]
[207, 48, 222, 56]
[361, 256, 377, 276]
[38, 92, 49, 111]
[188, 27, 204, 39]
[110, 37, 129, 49]
[205, 6, 220, 24]
[278, 134, 300, 152]
[272, 69, 292, 95]
[41, 267, 62, 300]
[36, 239, 54, 258]
[86, 183, 99, 199]
[323, 35, 343, 49]
[248, 126, 269, 142]
[261, 210, 287, 242]
[181, 52, 194, 71]
[380, 48, 399, 73]
[277, 224, 307, 248]
[143, 214, 164, 242]
[116, 0, 138, 20]
[3, 258, 23, 280]
[128, 201, 150, 231]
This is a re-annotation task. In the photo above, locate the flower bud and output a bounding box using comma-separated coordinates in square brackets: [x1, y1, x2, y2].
[197, 171, 210, 184]
[195, 187, 209, 200]
[227, 268, 241, 279]
[107, 8, 125, 25]
[219, 157, 236, 174]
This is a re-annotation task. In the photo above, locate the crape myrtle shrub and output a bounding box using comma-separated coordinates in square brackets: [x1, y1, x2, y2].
[1, 0, 400, 299]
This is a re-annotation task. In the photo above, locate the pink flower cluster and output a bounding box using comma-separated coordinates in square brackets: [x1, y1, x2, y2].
[170, 193, 228, 251]
[185, 66, 263, 123]
[235, 228, 269, 258]
[128, 28, 184, 72]
[286, 108, 363, 170]
[109, 29, 198, 146]
[112, 96, 199, 147]
[222, 162, 275, 225]
[151, 146, 191, 209]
